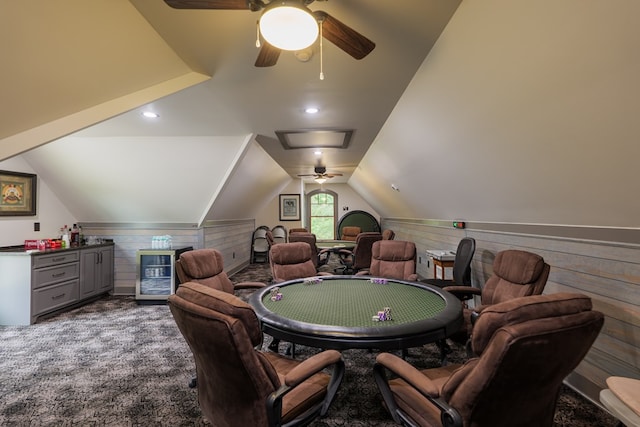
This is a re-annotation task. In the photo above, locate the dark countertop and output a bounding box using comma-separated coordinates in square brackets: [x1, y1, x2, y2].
[0, 242, 114, 256]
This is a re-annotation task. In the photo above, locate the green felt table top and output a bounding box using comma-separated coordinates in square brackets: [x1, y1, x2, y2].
[261, 278, 446, 328]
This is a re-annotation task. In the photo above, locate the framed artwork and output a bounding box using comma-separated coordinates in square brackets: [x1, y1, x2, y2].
[0, 170, 37, 216]
[279, 194, 301, 221]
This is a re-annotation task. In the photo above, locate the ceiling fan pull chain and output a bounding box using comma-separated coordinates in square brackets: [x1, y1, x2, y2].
[256, 20, 261, 48]
[319, 20, 324, 80]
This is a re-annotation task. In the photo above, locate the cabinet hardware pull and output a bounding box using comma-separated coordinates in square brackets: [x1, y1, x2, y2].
[52, 293, 66, 300]
[52, 272, 66, 278]
[52, 257, 66, 262]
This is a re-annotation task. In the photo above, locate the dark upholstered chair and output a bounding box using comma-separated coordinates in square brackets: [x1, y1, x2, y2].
[340, 226, 361, 241]
[287, 232, 327, 268]
[356, 240, 418, 281]
[169, 282, 345, 427]
[373, 293, 604, 427]
[269, 242, 332, 284]
[422, 238, 475, 288]
[444, 249, 550, 340]
[336, 232, 383, 274]
[176, 248, 266, 294]
[382, 229, 395, 240]
[271, 225, 287, 244]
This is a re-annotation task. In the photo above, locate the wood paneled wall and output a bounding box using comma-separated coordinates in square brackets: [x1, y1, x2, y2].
[81, 220, 254, 295]
[382, 218, 640, 405]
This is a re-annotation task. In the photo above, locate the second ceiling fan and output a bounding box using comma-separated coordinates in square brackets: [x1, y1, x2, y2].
[164, 0, 376, 67]
[297, 166, 343, 183]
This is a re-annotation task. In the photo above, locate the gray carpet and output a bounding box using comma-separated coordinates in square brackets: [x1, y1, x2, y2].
[0, 261, 618, 426]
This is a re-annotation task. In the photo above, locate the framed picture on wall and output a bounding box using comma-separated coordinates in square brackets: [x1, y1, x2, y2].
[279, 194, 300, 221]
[0, 170, 37, 216]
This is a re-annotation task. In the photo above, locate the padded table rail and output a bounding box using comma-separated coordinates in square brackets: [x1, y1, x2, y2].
[250, 276, 462, 351]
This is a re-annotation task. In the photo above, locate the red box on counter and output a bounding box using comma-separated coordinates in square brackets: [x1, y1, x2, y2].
[24, 240, 39, 250]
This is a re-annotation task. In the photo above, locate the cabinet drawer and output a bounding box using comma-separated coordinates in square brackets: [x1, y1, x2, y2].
[33, 263, 79, 289]
[32, 280, 79, 316]
[33, 251, 79, 268]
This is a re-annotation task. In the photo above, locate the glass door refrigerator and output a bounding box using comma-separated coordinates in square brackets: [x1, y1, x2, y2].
[136, 249, 176, 304]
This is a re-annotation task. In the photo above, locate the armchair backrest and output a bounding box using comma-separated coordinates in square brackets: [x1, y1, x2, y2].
[287, 233, 321, 268]
[481, 249, 550, 306]
[176, 248, 235, 294]
[341, 226, 361, 241]
[442, 293, 603, 426]
[352, 232, 383, 271]
[270, 242, 318, 282]
[367, 240, 417, 281]
[168, 283, 281, 426]
[381, 229, 395, 240]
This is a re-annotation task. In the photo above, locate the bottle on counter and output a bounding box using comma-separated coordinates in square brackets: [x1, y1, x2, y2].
[61, 225, 70, 249]
[71, 224, 80, 247]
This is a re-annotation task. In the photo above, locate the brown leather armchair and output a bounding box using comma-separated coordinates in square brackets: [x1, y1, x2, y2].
[336, 232, 382, 274]
[382, 229, 395, 240]
[444, 249, 550, 339]
[356, 240, 418, 281]
[340, 226, 361, 241]
[268, 242, 333, 353]
[176, 248, 266, 294]
[269, 242, 332, 283]
[169, 282, 345, 427]
[287, 232, 328, 268]
[176, 248, 267, 387]
[373, 293, 604, 427]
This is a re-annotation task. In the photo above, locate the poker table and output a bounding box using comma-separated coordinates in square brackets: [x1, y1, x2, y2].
[249, 276, 463, 351]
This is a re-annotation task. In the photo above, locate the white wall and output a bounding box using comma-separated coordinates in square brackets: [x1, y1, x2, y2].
[0, 157, 75, 246]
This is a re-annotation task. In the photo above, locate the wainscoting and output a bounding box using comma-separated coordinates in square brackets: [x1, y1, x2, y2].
[381, 218, 640, 406]
[80, 220, 255, 295]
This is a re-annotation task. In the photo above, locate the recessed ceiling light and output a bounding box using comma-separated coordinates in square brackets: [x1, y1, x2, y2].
[305, 107, 319, 114]
[314, 150, 322, 156]
[141, 111, 159, 118]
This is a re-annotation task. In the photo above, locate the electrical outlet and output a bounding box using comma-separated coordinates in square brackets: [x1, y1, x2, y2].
[34, 222, 40, 231]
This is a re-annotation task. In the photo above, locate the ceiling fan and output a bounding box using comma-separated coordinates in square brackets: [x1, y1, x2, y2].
[164, 0, 376, 67]
[297, 166, 343, 183]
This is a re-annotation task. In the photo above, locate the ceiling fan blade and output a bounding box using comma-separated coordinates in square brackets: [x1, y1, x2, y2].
[326, 173, 343, 177]
[255, 42, 281, 67]
[314, 11, 375, 60]
[164, 0, 252, 9]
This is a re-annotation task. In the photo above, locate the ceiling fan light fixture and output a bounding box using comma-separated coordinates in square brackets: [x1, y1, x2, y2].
[259, 3, 319, 51]
[314, 176, 327, 184]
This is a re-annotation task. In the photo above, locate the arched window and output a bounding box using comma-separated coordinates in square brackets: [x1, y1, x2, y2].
[307, 189, 338, 240]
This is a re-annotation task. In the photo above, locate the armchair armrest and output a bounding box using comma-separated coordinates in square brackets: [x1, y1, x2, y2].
[234, 281, 266, 290]
[442, 285, 481, 301]
[267, 350, 345, 425]
[373, 352, 463, 427]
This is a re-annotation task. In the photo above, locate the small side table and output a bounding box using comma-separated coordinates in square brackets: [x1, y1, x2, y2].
[426, 250, 456, 280]
[600, 376, 640, 427]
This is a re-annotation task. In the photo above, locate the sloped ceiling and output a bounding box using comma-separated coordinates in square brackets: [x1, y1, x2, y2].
[0, 0, 208, 160]
[23, 135, 266, 223]
[353, 0, 640, 227]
